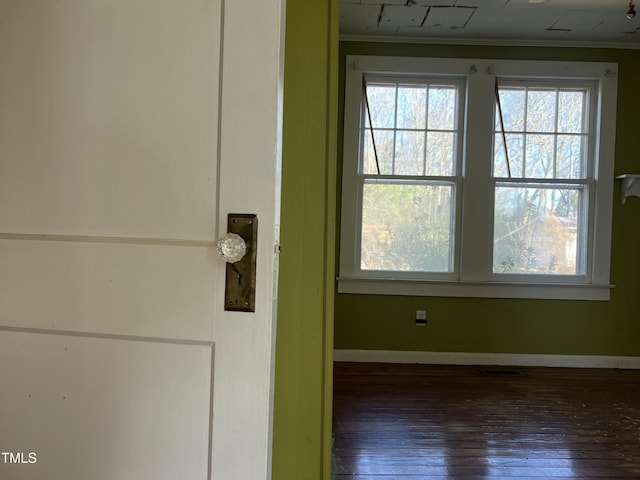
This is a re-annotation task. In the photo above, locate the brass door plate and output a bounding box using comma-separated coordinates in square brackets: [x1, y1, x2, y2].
[224, 214, 257, 312]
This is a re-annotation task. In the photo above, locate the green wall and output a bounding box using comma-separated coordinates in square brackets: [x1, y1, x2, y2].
[335, 42, 640, 356]
[271, 1, 338, 479]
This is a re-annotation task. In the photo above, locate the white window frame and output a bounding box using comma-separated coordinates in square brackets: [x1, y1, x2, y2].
[338, 55, 617, 301]
[358, 74, 465, 280]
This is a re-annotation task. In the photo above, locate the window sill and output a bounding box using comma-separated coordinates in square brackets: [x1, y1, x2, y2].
[337, 277, 614, 301]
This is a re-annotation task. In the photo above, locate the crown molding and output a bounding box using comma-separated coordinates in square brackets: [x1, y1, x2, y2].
[340, 34, 640, 50]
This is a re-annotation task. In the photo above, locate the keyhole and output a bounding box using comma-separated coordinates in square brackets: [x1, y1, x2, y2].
[232, 263, 242, 285]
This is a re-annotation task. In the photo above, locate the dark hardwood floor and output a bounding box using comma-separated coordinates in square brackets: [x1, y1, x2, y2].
[332, 362, 640, 479]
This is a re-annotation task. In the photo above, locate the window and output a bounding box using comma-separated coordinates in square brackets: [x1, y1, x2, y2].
[359, 76, 463, 277]
[339, 56, 617, 300]
[492, 80, 594, 277]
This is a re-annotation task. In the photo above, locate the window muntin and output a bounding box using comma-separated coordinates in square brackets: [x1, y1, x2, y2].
[358, 76, 463, 275]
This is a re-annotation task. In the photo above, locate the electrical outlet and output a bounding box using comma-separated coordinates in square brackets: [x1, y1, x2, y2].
[415, 310, 427, 326]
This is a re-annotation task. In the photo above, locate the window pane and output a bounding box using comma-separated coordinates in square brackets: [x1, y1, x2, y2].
[397, 86, 426, 129]
[526, 89, 556, 133]
[428, 86, 456, 130]
[558, 90, 586, 133]
[525, 134, 554, 178]
[495, 85, 590, 181]
[557, 134, 585, 179]
[494, 135, 509, 178]
[494, 134, 524, 177]
[395, 131, 425, 175]
[361, 182, 454, 272]
[495, 88, 525, 131]
[363, 79, 460, 178]
[493, 185, 584, 275]
[426, 132, 454, 176]
[367, 85, 396, 128]
[363, 129, 394, 175]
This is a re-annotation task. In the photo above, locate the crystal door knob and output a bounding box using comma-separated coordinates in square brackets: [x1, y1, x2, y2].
[217, 232, 247, 263]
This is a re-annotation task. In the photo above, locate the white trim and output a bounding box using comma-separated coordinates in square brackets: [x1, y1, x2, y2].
[0, 232, 214, 247]
[334, 349, 640, 369]
[339, 55, 617, 300]
[339, 34, 640, 51]
[337, 277, 614, 300]
[0, 325, 214, 347]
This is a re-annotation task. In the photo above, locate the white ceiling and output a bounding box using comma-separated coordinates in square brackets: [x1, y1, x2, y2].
[340, 0, 640, 47]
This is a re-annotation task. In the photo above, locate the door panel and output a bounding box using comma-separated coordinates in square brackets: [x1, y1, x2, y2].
[0, 330, 212, 480]
[0, 0, 219, 240]
[0, 240, 216, 340]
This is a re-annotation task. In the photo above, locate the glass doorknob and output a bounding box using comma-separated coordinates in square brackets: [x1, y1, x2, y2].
[216, 232, 247, 263]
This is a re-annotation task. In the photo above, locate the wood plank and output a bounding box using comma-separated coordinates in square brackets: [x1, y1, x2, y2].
[332, 362, 640, 479]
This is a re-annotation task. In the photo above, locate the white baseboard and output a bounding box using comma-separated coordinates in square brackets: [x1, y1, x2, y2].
[333, 349, 640, 369]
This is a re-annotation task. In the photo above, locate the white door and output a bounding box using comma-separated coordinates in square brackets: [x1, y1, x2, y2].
[0, 1, 283, 479]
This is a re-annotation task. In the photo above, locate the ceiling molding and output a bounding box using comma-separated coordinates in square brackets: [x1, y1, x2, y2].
[339, 34, 640, 50]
